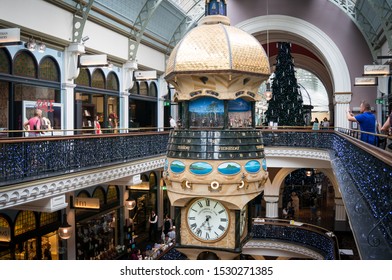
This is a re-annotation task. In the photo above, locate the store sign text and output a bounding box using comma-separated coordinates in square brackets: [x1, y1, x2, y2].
[36, 99, 55, 113]
[0, 28, 20, 43]
[73, 197, 100, 209]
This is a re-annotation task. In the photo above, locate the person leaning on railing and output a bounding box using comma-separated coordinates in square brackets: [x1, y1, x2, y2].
[346, 101, 377, 146]
[381, 112, 392, 152]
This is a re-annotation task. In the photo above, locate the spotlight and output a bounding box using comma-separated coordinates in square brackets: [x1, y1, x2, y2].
[37, 41, 46, 53]
[24, 38, 36, 51]
[81, 36, 90, 43]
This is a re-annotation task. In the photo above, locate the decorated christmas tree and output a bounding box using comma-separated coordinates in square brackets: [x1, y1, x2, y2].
[265, 42, 305, 126]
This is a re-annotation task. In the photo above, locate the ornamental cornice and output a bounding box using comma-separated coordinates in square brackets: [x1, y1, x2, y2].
[264, 147, 330, 161]
[0, 156, 165, 210]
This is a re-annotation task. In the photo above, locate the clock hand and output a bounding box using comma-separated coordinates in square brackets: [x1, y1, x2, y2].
[198, 215, 211, 230]
[206, 215, 211, 231]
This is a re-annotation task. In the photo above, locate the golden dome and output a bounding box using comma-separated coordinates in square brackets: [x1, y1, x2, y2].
[165, 20, 270, 79]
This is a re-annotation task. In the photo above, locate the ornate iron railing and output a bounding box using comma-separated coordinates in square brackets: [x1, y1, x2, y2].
[0, 128, 391, 259]
[251, 218, 339, 260]
[0, 132, 169, 186]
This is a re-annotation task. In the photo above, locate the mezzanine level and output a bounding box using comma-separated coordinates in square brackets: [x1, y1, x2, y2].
[0, 127, 390, 259]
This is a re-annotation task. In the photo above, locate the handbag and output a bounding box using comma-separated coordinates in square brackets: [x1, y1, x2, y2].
[33, 119, 39, 130]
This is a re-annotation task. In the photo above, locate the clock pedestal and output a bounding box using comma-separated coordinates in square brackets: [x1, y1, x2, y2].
[163, 0, 270, 260]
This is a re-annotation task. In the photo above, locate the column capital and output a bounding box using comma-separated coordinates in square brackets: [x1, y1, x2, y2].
[333, 92, 352, 104]
[61, 83, 77, 90]
[264, 195, 279, 203]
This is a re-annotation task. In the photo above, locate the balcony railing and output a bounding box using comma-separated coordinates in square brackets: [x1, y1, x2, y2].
[0, 130, 170, 186]
[250, 218, 339, 260]
[0, 126, 391, 259]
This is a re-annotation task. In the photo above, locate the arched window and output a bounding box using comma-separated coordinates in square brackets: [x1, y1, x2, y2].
[39, 56, 60, 82]
[93, 186, 106, 204]
[107, 72, 119, 91]
[0, 48, 11, 74]
[75, 68, 90, 86]
[139, 81, 148, 96]
[149, 172, 157, 187]
[141, 174, 148, 182]
[77, 190, 90, 198]
[107, 185, 119, 203]
[0, 215, 10, 242]
[13, 51, 37, 78]
[40, 212, 58, 226]
[149, 82, 157, 97]
[92, 69, 105, 89]
[129, 81, 139, 95]
[14, 211, 36, 236]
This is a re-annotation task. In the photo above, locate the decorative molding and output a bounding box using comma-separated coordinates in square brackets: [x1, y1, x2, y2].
[264, 148, 330, 161]
[242, 239, 324, 260]
[334, 93, 352, 104]
[0, 156, 165, 210]
[237, 15, 351, 93]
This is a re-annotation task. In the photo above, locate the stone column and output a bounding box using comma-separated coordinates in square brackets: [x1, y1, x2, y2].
[333, 92, 352, 129]
[157, 75, 167, 131]
[264, 195, 279, 218]
[334, 198, 347, 221]
[61, 83, 76, 135]
[121, 60, 137, 131]
[62, 43, 85, 135]
[119, 91, 129, 132]
[156, 171, 164, 229]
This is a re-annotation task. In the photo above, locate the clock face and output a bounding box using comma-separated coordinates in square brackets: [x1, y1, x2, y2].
[186, 198, 229, 242]
[240, 205, 247, 237]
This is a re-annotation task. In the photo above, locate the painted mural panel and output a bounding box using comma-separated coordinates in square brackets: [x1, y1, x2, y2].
[244, 160, 261, 173]
[170, 160, 185, 173]
[189, 97, 224, 127]
[217, 162, 241, 175]
[228, 98, 252, 128]
[189, 162, 213, 175]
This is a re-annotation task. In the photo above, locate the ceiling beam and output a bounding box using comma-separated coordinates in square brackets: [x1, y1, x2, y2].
[129, 0, 163, 61]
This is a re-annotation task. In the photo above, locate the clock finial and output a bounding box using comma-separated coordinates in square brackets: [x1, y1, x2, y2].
[205, 0, 227, 17]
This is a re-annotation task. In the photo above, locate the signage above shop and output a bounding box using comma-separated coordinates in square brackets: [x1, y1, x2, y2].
[0, 28, 22, 46]
[363, 65, 390, 76]
[133, 174, 142, 185]
[72, 197, 100, 209]
[354, 77, 378, 86]
[135, 70, 157, 80]
[78, 54, 108, 68]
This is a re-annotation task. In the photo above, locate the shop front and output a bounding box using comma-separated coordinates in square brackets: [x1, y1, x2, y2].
[128, 81, 158, 128]
[74, 68, 120, 134]
[0, 48, 62, 136]
[73, 185, 125, 260]
[0, 211, 61, 260]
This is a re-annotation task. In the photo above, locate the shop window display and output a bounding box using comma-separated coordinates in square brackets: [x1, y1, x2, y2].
[76, 212, 122, 260]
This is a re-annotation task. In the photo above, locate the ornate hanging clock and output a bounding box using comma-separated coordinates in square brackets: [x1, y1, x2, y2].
[186, 198, 229, 242]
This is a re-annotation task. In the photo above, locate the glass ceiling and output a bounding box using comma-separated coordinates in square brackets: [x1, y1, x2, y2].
[167, 0, 205, 22]
[296, 69, 329, 112]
